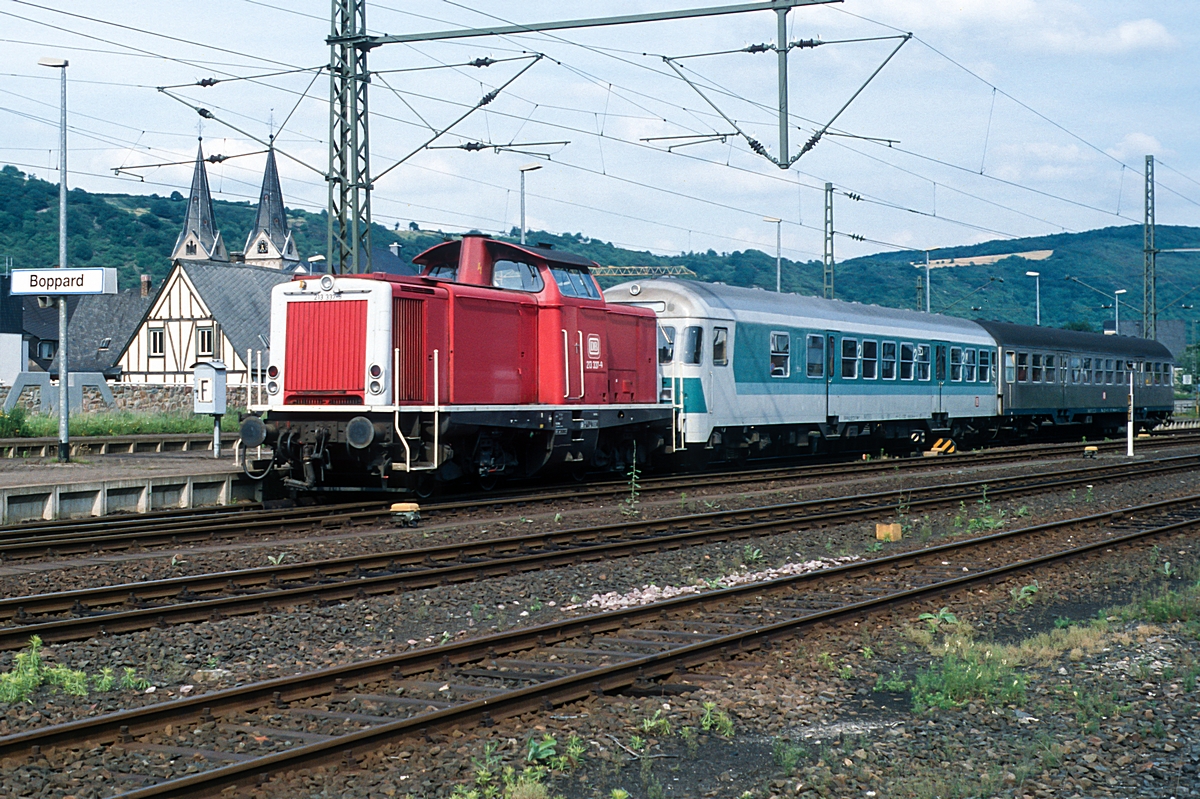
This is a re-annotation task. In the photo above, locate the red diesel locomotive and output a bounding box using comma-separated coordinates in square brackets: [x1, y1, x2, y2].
[241, 235, 674, 492]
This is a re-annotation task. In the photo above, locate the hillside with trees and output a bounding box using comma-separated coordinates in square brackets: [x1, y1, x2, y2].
[3, 163, 1199, 342]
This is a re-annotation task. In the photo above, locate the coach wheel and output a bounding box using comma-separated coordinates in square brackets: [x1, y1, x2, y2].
[569, 462, 588, 483]
[412, 473, 436, 500]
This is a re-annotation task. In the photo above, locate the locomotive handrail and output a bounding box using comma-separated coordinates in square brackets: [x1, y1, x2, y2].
[393, 347, 410, 473]
[561, 328, 570, 399]
[578, 330, 585, 398]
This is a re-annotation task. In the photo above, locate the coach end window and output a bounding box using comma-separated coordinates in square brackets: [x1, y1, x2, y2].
[712, 327, 728, 366]
[916, 344, 931, 381]
[771, 332, 791, 378]
[861, 340, 878, 379]
[658, 326, 675, 364]
[682, 326, 703, 365]
[841, 338, 859, 379]
[805, 334, 826, 378]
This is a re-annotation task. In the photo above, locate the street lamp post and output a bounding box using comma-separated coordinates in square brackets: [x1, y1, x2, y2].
[1114, 289, 1127, 334]
[763, 217, 782, 292]
[1026, 271, 1040, 326]
[518, 163, 542, 245]
[39, 57, 69, 464]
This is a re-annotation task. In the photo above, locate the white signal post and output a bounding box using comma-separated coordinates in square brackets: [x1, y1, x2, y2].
[1127, 368, 1135, 457]
[763, 217, 782, 292]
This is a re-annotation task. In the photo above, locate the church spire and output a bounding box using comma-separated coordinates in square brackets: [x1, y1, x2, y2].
[243, 142, 298, 269]
[171, 139, 228, 262]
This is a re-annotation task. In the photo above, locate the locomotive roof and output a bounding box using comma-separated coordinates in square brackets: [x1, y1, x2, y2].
[974, 320, 1174, 360]
[412, 237, 598, 269]
[608, 278, 989, 340]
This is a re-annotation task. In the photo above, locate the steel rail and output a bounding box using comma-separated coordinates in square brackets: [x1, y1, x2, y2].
[2, 433, 1195, 558]
[1, 453, 1195, 648]
[5, 491, 1200, 797]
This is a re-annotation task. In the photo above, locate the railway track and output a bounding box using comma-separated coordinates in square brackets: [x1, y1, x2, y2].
[2, 451, 1196, 649]
[2, 432, 1197, 560]
[5, 479, 1200, 798]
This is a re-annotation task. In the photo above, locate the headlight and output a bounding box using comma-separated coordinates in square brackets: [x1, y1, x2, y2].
[266, 381, 279, 395]
[368, 363, 382, 378]
[319, 275, 335, 291]
[267, 364, 279, 378]
[369, 380, 383, 394]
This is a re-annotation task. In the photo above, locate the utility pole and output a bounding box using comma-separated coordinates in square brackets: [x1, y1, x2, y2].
[1144, 154, 1156, 340]
[915, 275, 924, 312]
[327, 0, 372, 275]
[39, 57, 69, 463]
[776, 7, 789, 170]
[822, 182, 834, 300]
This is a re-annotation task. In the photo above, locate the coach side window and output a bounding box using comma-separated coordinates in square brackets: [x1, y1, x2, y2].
[963, 349, 976, 381]
[861, 340, 878, 379]
[491, 260, 544, 292]
[712, 327, 728, 366]
[881, 342, 897, 380]
[1031, 354, 1042, 382]
[1016, 353, 1029, 382]
[1083, 357, 1093, 384]
[1069, 356, 1080, 384]
[979, 350, 991, 383]
[1045, 354, 1056, 384]
[771, 332, 791, 378]
[950, 347, 963, 381]
[1106, 359, 1114, 384]
[682, 326, 703, 365]
[658, 326, 675, 364]
[1116, 361, 1125, 387]
[841, 338, 858, 379]
[900, 343, 915, 380]
[1004, 351, 1016, 383]
[805, 334, 824, 378]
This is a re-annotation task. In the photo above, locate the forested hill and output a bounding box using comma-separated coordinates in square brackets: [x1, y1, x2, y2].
[2, 164, 1197, 333]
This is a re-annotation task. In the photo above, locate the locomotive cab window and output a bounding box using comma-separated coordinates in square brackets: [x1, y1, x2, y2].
[900, 343, 915, 381]
[425, 262, 458, 281]
[658, 326, 676, 364]
[950, 347, 962, 382]
[861, 340, 878, 379]
[491, 260, 544, 292]
[550, 266, 602, 299]
[841, 338, 859, 379]
[881, 342, 897, 380]
[682, 326, 704, 365]
[771, 332, 791, 378]
[712, 327, 729, 366]
[963, 348, 976, 382]
[805, 334, 825, 378]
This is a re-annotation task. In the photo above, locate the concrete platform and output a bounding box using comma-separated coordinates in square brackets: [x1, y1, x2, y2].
[0, 452, 260, 524]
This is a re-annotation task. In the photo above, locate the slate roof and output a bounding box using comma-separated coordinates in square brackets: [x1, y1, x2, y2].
[180, 260, 293, 359]
[49, 290, 153, 376]
[23, 295, 81, 342]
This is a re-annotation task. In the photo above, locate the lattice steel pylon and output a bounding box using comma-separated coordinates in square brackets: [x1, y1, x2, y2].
[823, 182, 834, 300]
[1143, 154, 1156, 340]
[328, 0, 372, 274]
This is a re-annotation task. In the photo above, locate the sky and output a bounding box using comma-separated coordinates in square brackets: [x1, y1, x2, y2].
[1, 0, 1198, 264]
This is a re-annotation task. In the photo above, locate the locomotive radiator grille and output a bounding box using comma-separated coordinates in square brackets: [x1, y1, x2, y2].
[393, 297, 425, 402]
[284, 299, 367, 404]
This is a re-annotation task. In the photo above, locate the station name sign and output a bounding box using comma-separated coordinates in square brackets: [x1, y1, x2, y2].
[10, 267, 118, 295]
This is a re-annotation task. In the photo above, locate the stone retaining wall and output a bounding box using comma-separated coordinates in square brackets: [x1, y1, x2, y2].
[0, 382, 255, 416]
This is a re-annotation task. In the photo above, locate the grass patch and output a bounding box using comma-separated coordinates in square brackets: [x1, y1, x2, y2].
[0, 636, 151, 702]
[11, 409, 243, 437]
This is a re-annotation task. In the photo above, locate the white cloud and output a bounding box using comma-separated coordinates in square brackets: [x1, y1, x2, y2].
[1039, 18, 1178, 55]
[1106, 132, 1169, 162]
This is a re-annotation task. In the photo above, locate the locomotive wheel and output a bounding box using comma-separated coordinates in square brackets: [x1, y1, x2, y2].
[476, 473, 501, 492]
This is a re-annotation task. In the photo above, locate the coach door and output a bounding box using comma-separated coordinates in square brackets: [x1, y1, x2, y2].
[825, 332, 837, 423]
[934, 342, 948, 415]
